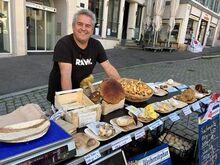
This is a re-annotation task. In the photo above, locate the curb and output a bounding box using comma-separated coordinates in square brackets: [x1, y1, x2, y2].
[0, 85, 48, 100]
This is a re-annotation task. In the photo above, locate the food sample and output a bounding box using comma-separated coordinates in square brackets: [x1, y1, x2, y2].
[119, 78, 154, 102]
[175, 88, 196, 103]
[195, 84, 209, 94]
[116, 116, 135, 127]
[99, 78, 125, 104]
[80, 74, 94, 89]
[87, 138, 97, 147]
[73, 132, 100, 157]
[139, 104, 158, 120]
[159, 132, 192, 151]
[98, 123, 116, 138]
[89, 91, 101, 103]
[167, 79, 174, 85]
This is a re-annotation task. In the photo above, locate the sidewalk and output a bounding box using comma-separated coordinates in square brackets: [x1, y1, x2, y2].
[1, 47, 220, 96]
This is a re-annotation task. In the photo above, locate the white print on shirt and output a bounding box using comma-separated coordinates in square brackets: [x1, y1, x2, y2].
[75, 58, 92, 66]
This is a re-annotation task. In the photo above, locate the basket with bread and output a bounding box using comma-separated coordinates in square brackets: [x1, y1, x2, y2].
[119, 78, 154, 102]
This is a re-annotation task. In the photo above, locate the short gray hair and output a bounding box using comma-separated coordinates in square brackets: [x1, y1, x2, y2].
[72, 9, 96, 28]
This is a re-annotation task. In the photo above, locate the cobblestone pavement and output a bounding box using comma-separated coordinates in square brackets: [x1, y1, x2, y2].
[0, 57, 219, 141]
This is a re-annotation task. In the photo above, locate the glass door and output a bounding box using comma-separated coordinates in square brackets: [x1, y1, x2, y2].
[26, 6, 55, 51]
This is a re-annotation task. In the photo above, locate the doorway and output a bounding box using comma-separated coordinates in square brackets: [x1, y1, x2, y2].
[122, 1, 129, 39]
[134, 5, 143, 40]
[26, 4, 56, 52]
[198, 20, 208, 45]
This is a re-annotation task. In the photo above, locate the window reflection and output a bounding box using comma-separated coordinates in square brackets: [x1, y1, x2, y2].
[107, 0, 120, 37]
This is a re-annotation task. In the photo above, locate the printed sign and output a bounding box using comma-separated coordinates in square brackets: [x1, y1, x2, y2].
[84, 150, 101, 164]
[111, 135, 132, 150]
[198, 103, 220, 165]
[128, 144, 172, 165]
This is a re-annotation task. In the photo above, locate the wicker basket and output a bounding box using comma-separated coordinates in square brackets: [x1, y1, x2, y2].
[119, 78, 154, 103]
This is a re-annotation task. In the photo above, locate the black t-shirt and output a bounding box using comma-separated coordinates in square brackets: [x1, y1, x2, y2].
[47, 34, 108, 104]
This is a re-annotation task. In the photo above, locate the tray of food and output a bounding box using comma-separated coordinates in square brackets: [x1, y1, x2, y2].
[119, 78, 154, 102]
[152, 100, 177, 114]
[190, 84, 211, 99]
[128, 104, 159, 123]
[85, 122, 121, 141]
[167, 98, 188, 109]
[153, 86, 168, 96]
[173, 88, 197, 104]
[110, 115, 143, 132]
[73, 132, 100, 157]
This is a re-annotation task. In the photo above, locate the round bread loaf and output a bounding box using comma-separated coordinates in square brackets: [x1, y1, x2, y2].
[116, 116, 134, 127]
[100, 78, 125, 104]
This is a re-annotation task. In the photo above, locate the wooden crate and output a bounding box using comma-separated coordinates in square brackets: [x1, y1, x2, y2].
[55, 89, 101, 129]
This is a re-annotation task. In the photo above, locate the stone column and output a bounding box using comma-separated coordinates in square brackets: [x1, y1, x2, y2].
[101, 0, 108, 38]
[11, 0, 26, 56]
[117, 0, 125, 39]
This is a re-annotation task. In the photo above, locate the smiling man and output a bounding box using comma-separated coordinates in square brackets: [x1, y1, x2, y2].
[47, 9, 120, 104]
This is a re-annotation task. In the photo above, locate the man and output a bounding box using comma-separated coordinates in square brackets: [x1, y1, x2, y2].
[47, 9, 120, 104]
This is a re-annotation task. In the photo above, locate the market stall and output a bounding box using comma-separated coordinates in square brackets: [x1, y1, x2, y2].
[0, 77, 218, 165]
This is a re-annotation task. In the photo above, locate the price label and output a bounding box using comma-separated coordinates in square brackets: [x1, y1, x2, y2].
[200, 96, 212, 104]
[84, 150, 101, 164]
[135, 128, 146, 140]
[166, 87, 178, 93]
[191, 101, 201, 111]
[176, 84, 188, 90]
[111, 135, 132, 150]
[168, 112, 180, 122]
[148, 119, 163, 130]
[182, 106, 192, 116]
[126, 105, 141, 116]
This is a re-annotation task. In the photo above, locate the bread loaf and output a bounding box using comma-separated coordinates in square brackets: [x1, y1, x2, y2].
[116, 116, 134, 127]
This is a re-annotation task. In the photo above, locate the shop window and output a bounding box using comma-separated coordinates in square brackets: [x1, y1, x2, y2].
[0, 0, 10, 53]
[106, 0, 120, 37]
[157, 23, 180, 43]
[88, 0, 104, 36]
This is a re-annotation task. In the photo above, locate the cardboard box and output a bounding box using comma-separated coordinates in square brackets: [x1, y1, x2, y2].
[55, 89, 101, 128]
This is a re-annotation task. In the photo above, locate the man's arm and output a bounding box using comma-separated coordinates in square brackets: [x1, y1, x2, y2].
[58, 62, 72, 90]
[100, 60, 121, 80]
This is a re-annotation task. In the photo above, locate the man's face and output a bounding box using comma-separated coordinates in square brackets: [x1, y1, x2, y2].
[73, 15, 94, 44]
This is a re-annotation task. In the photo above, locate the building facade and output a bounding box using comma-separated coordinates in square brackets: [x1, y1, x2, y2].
[0, 0, 220, 56]
[154, 0, 220, 50]
[0, 0, 146, 56]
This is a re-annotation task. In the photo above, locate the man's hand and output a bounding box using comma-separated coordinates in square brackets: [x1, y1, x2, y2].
[100, 60, 121, 80]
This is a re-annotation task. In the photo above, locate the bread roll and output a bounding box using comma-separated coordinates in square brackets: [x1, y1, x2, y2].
[116, 116, 134, 127]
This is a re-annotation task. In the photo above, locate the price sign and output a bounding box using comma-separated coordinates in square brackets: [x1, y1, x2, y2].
[111, 135, 132, 150]
[84, 150, 101, 164]
[200, 96, 212, 104]
[191, 101, 201, 111]
[166, 87, 178, 93]
[182, 106, 192, 116]
[135, 128, 146, 140]
[168, 112, 180, 122]
[148, 119, 163, 130]
[175, 84, 188, 90]
[126, 105, 141, 116]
